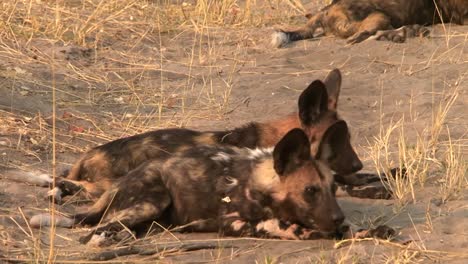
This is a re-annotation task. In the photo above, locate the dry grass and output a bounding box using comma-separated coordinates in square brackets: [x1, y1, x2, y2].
[367, 79, 467, 210]
[364, 33, 467, 205]
[0, 1, 310, 105]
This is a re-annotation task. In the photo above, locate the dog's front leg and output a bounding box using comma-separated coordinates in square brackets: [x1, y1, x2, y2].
[220, 215, 335, 240]
[254, 219, 336, 240]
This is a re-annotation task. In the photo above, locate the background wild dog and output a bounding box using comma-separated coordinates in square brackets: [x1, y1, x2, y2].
[272, 0, 468, 47]
[40, 69, 367, 203]
[30, 128, 348, 245]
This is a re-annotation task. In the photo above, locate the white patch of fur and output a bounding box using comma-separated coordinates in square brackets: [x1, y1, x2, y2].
[161, 134, 171, 141]
[221, 196, 232, 203]
[231, 220, 246, 232]
[224, 176, 238, 187]
[244, 188, 253, 201]
[47, 187, 63, 203]
[223, 212, 240, 218]
[271, 31, 290, 48]
[255, 219, 297, 240]
[211, 152, 231, 162]
[87, 233, 107, 247]
[366, 35, 378, 41]
[271, 190, 287, 202]
[250, 159, 280, 193]
[2, 170, 52, 187]
[29, 213, 75, 228]
[246, 147, 273, 160]
[255, 218, 279, 232]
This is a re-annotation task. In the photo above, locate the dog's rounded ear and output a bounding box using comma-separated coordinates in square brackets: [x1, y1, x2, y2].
[316, 120, 348, 161]
[317, 120, 363, 175]
[298, 80, 328, 126]
[323, 68, 342, 110]
[273, 128, 311, 176]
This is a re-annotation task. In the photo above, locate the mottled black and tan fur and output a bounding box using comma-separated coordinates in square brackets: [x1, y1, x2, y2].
[272, 0, 468, 47]
[31, 128, 348, 244]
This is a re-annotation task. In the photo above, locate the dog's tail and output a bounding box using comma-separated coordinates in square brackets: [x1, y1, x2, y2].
[271, 12, 325, 48]
[1, 170, 52, 187]
[30, 188, 116, 229]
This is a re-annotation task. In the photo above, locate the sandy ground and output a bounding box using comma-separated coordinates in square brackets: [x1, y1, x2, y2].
[0, 1, 467, 263]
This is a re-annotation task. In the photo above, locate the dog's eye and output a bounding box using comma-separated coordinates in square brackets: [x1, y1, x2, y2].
[304, 186, 319, 195]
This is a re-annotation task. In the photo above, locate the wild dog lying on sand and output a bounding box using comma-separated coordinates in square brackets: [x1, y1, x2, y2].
[31, 127, 394, 245]
[38, 69, 386, 203]
[32, 128, 346, 244]
[272, 0, 468, 47]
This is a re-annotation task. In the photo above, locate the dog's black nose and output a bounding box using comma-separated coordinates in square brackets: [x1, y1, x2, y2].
[351, 160, 363, 172]
[332, 212, 345, 226]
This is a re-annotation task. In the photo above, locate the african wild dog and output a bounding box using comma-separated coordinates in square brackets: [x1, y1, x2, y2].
[45, 69, 369, 203]
[31, 128, 348, 244]
[272, 0, 468, 47]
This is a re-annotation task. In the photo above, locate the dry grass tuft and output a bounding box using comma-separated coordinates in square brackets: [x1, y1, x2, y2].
[367, 74, 467, 209]
[0, 0, 306, 171]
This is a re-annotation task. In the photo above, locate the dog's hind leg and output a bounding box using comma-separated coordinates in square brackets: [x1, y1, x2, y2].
[346, 12, 392, 44]
[48, 178, 111, 204]
[367, 24, 430, 43]
[30, 187, 119, 228]
[79, 194, 171, 246]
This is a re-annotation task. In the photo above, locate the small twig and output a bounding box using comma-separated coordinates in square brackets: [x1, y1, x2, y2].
[8, 216, 31, 238]
[145, 221, 180, 242]
[334, 237, 375, 249]
[117, 219, 138, 242]
[87, 241, 231, 261]
[239, 69, 321, 75]
[17, 207, 35, 239]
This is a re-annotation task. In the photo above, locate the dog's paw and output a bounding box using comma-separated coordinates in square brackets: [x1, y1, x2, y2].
[81, 230, 135, 246]
[353, 225, 396, 239]
[369, 225, 396, 239]
[47, 187, 63, 204]
[343, 182, 392, 199]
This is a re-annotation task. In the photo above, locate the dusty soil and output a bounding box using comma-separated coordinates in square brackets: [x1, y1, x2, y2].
[0, 1, 467, 263]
